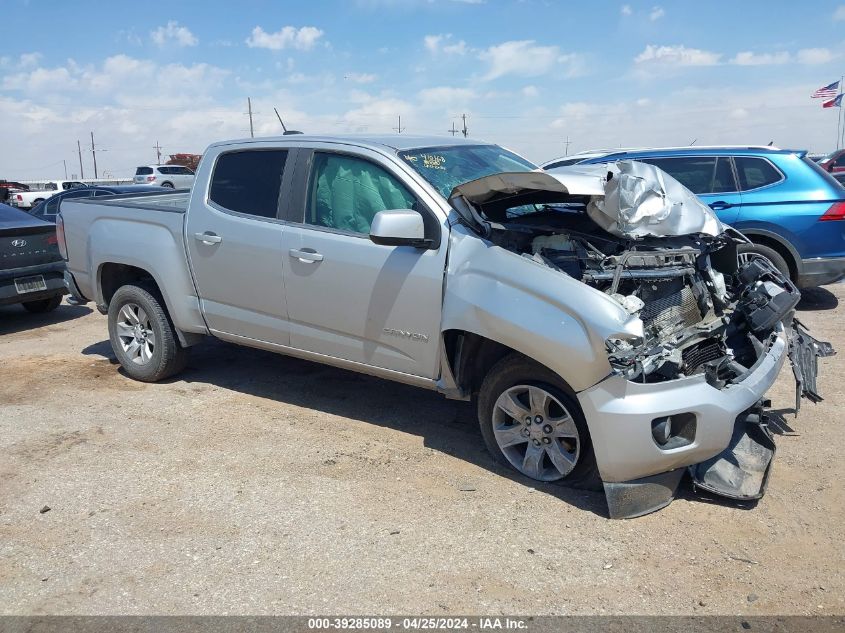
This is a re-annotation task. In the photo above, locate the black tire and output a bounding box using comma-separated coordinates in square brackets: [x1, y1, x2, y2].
[160, 182, 174, 188]
[32, 198, 44, 206]
[108, 284, 187, 382]
[22, 295, 63, 313]
[737, 243, 791, 279]
[477, 353, 601, 490]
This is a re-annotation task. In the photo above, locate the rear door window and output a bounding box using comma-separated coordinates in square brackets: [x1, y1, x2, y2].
[209, 150, 288, 219]
[734, 157, 783, 191]
[640, 157, 737, 195]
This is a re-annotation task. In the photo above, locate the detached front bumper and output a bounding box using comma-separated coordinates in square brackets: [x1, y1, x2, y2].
[578, 326, 788, 518]
[579, 326, 787, 484]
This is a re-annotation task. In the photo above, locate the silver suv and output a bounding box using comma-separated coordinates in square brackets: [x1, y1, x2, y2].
[133, 165, 195, 188]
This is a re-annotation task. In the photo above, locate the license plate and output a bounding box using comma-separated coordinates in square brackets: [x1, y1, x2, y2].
[14, 275, 47, 294]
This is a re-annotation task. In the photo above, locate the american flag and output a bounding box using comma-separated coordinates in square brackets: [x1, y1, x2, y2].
[823, 94, 843, 108]
[811, 80, 840, 99]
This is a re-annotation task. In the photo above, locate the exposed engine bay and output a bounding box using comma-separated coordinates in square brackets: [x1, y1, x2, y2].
[497, 211, 804, 388]
[449, 163, 834, 409]
[448, 162, 835, 512]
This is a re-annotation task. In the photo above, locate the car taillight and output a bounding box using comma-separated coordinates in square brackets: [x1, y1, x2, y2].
[147, 176, 156, 182]
[820, 202, 845, 221]
[16, 194, 22, 200]
[47, 235, 58, 245]
[56, 214, 68, 259]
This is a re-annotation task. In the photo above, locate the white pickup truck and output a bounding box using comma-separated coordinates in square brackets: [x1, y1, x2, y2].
[58, 134, 833, 518]
[10, 180, 87, 209]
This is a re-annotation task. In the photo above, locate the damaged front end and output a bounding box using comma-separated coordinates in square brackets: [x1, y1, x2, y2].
[450, 162, 835, 516]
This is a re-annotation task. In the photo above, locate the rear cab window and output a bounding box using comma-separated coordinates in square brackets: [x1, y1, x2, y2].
[135, 167, 154, 175]
[209, 149, 288, 219]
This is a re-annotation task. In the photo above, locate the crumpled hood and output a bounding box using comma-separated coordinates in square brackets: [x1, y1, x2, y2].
[449, 160, 725, 238]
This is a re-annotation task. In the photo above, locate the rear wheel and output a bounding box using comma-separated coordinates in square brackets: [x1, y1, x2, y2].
[477, 354, 601, 489]
[32, 198, 44, 206]
[160, 182, 174, 189]
[22, 295, 63, 313]
[737, 243, 791, 279]
[108, 284, 187, 382]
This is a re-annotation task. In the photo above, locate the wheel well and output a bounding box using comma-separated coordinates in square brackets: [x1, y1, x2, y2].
[99, 263, 158, 307]
[443, 330, 521, 396]
[742, 233, 797, 278]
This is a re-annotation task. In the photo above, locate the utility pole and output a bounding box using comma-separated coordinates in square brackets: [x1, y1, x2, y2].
[448, 121, 458, 136]
[77, 140, 84, 179]
[90, 131, 99, 179]
[153, 141, 162, 165]
[393, 114, 405, 134]
[563, 136, 572, 156]
[461, 113, 468, 138]
[247, 97, 254, 138]
[63, 160, 68, 179]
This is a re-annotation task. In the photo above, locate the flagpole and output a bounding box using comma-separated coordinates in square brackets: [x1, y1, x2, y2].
[838, 75, 844, 150]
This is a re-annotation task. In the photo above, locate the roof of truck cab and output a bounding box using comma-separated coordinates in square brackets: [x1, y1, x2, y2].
[207, 134, 485, 153]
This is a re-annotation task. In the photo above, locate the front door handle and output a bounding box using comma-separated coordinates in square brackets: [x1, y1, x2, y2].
[709, 201, 733, 210]
[194, 232, 222, 245]
[289, 248, 324, 263]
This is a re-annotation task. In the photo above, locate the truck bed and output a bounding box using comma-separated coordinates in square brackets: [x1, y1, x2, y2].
[76, 189, 191, 213]
[60, 188, 206, 337]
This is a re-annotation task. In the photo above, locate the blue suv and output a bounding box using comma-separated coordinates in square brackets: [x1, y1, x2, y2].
[571, 147, 845, 288]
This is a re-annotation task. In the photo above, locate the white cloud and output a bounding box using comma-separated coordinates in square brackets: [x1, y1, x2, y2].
[620, 4, 632, 16]
[649, 6, 665, 20]
[150, 21, 198, 47]
[834, 5, 845, 20]
[479, 40, 584, 80]
[797, 48, 836, 64]
[424, 33, 468, 55]
[344, 72, 378, 83]
[635, 44, 721, 66]
[522, 85, 539, 98]
[418, 86, 475, 109]
[246, 26, 325, 51]
[731, 51, 791, 66]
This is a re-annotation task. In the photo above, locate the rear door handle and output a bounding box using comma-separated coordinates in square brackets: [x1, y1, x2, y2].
[194, 232, 222, 245]
[289, 248, 323, 263]
[709, 201, 733, 210]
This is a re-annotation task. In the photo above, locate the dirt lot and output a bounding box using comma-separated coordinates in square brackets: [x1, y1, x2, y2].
[1, 286, 843, 616]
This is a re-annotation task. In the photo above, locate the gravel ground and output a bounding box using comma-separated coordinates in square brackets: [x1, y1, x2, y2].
[1, 286, 843, 615]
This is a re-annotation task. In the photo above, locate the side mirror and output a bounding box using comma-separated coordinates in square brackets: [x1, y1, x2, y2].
[369, 209, 432, 248]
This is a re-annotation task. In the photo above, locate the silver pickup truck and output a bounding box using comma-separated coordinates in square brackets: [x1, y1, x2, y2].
[58, 135, 833, 518]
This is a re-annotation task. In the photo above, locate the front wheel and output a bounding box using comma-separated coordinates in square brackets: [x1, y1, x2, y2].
[108, 284, 187, 382]
[477, 354, 600, 489]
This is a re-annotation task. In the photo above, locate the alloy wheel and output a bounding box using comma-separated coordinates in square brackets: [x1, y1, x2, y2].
[491, 384, 580, 481]
[115, 302, 156, 365]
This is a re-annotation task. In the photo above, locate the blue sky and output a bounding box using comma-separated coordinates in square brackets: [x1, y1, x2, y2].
[2, 0, 845, 179]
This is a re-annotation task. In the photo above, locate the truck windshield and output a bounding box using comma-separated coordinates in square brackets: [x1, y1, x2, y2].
[399, 144, 536, 199]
